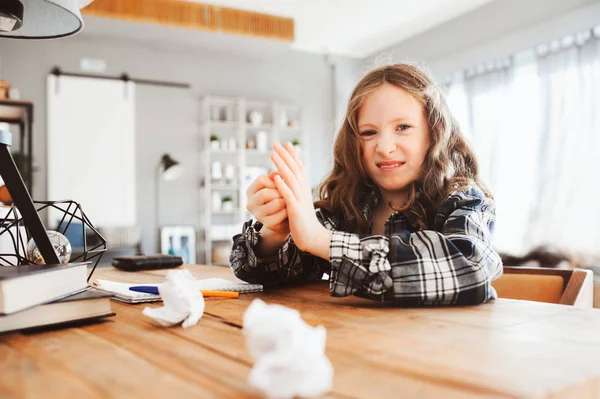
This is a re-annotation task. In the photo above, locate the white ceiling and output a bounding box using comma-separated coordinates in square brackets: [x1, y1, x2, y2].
[82, 16, 292, 59]
[191, 0, 495, 58]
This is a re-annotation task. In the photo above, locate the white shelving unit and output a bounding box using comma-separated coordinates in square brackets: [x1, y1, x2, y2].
[200, 96, 304, 265]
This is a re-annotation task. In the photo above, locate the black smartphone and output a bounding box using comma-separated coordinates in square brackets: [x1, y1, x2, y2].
[111, 255, 183, 272]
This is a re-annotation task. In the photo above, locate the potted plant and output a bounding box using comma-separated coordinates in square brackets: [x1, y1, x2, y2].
[210, 134, 220, 150]
[221, 196, 233, 212]
[292, 139, 301, 152]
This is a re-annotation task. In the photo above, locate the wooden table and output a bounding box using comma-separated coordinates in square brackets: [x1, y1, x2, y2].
[3, 264, 600, 398]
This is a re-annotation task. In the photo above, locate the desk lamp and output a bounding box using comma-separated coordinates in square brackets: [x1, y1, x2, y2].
[155, 154, 183, 251]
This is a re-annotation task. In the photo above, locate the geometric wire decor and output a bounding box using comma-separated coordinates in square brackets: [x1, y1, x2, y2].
[0, 200, 106, 282]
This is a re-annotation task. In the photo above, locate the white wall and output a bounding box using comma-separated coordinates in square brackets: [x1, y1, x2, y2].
[365, 0, 600, 78]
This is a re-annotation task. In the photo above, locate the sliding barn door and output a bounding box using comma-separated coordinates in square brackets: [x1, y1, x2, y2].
[47, 75, 136, 229]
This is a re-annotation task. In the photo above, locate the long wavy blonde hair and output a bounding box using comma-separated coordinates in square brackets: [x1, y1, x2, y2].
[314, 63, 488, 233]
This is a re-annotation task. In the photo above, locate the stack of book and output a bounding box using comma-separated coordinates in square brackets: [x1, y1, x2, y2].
[0, 263, 114, 333]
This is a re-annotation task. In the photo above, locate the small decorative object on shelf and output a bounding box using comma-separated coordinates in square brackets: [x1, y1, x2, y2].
[221, 196, 233, 212]
[211, 161, 222, 180]
[210, 134, 219, 150]
[26, 230, 72, 264]
[224, 164, 235, 182]
[288, 120, 301, 128]
[246, 138, 256, 149]
[210, 106, 222, 121]
[256, 131, 268, 152]
[0, 200, 107, 281]
[0, 81, 10, 100]
[292, 139, 301, 152]
[8, 87, 20, 100]
[248, 110, 263, 126]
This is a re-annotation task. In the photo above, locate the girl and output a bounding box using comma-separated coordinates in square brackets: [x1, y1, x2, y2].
[230, 64, 503, 306]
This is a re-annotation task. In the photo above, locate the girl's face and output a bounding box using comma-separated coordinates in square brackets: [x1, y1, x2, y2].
[358, 83, 431, 198]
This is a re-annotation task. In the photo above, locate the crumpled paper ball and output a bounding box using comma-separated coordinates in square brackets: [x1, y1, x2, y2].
[243, 298, 333, 399]
[142, 269, 205, 328]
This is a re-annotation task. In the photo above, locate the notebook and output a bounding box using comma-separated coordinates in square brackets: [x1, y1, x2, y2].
[93, 278, 263, 304]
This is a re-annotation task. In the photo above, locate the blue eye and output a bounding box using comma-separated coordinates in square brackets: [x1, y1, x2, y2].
[396, 124, 410, 131]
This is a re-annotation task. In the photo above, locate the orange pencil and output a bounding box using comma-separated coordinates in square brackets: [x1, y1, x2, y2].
[200, 290, 239, 298]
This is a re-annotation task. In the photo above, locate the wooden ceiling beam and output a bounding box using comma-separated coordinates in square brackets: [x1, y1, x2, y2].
[83, 0, 294, 42]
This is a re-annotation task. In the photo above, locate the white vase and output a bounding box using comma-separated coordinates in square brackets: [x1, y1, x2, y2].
[248, 111, 263, 126]
[210, 140, 219, 150]
[211, 161, 222, 180]
[256, 131, 268, 152]
[224, 164, 235, 181]
[222, 201, 233, 212]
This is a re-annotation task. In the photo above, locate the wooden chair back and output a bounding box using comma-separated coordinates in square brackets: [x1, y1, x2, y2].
[492, 266, 594, 307]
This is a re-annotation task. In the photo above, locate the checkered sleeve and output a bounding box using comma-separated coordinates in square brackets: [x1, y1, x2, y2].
[229, 213, 330, 287]
[329, 187, 503, 306]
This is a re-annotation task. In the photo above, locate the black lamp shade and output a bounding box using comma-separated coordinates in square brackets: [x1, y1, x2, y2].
[0, 0, 94, 39]
[160, 154, 182, 181]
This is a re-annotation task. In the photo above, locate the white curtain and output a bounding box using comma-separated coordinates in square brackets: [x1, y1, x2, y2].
[446, 28, 600, 256]
[528, 35, 600, 255]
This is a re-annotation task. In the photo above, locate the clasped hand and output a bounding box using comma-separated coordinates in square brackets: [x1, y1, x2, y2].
[245, 142, 329, 255]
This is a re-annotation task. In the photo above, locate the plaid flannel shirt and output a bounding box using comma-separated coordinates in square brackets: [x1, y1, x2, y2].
[229, 184, 503, 306]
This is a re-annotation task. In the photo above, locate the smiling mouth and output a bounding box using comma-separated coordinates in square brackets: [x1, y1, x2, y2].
[376, 161, 405, 170]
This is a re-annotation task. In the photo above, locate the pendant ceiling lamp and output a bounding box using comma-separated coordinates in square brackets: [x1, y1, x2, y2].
[0, 0, 93, 39]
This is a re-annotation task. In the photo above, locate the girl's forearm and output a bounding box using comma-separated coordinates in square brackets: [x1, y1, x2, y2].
[305, 228, 332, 261]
